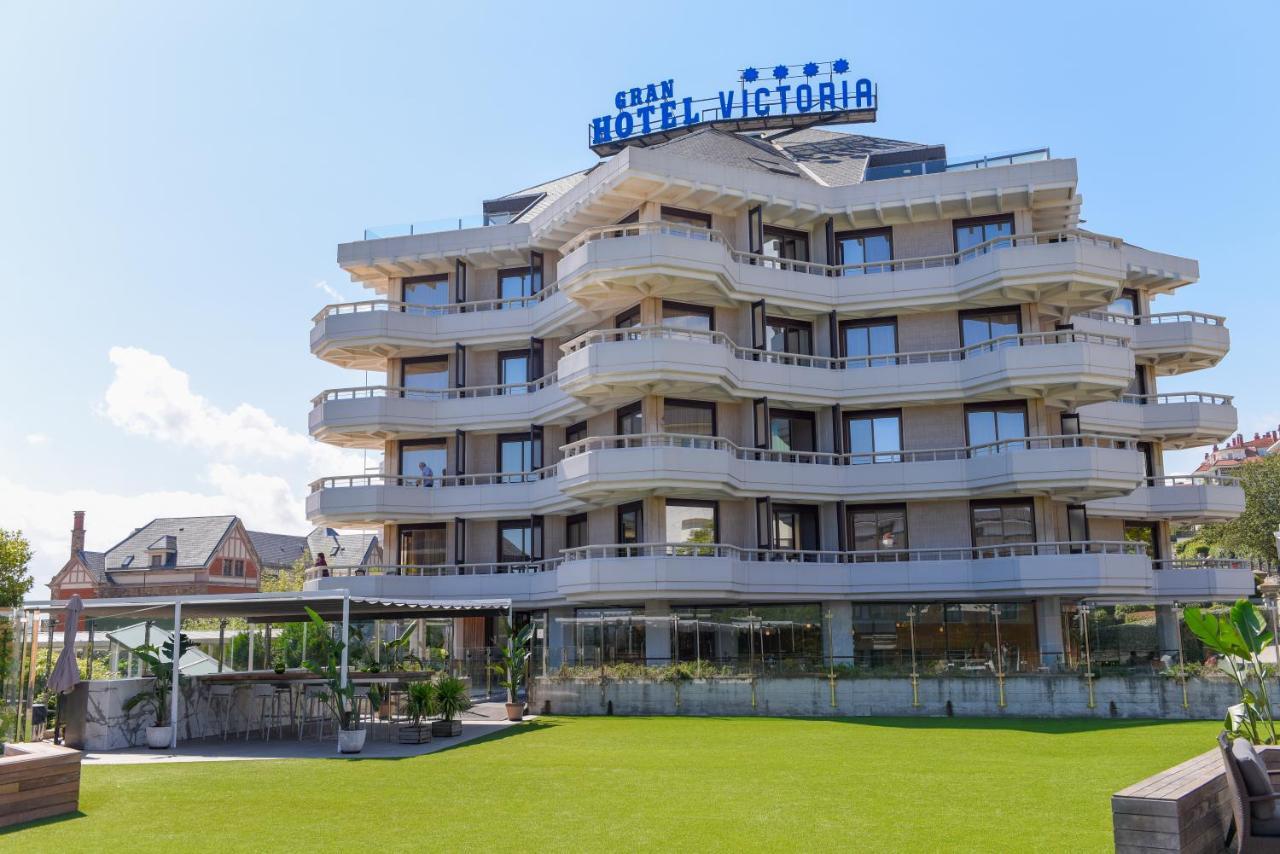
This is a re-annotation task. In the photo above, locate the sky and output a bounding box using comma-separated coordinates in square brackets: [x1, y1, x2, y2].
[1, 1, 1277, 588]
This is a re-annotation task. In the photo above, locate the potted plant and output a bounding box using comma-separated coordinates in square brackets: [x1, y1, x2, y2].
[399, 681, 434, 744]
[430, 674, 471, 737]
[302, 607, 364, 754]
[488, 619, 534, 722]
[272, 649, 287, 675]
[122, 633, 195, 749]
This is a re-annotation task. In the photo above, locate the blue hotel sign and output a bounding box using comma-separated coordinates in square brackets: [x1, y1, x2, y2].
[589, 60, 876, 155]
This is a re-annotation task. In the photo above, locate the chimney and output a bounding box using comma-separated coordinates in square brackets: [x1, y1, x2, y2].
[71, 510, 85, 556]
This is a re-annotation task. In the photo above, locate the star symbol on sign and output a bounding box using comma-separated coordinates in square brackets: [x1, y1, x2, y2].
[803, 62, 819, 77]
[742, 67, 759, 83]
[772, 64, 789, 81]
[833, 58, 850, 74]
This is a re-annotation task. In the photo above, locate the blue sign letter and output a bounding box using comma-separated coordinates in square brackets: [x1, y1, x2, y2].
[775, 84, 791, 114]
[614, 91, 626, 111]
[818, 81, 835, 111]
[660, 100, 677, 130]
[661, 79, 674, 100]
[753, 87, 770, 116]
[855, 78, 873, 108]
[592, 115, 612, 144]
[717, 90, 735, 120]
[795, 83, 813, 113]
[615, 110, 634, 139]
[637, 104, 657, 135]
[682, 97, 700, 126]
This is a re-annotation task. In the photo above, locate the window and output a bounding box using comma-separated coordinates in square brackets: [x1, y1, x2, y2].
[844, 410, 902, 464]
[1066, 506, 1089, 547]
[1108, 288, 1140, 317]
[954, 214, 1014, 256]
[1124, 520, 1161, 561]
[1126, 365, 1148, 398]
[660, 206, 712, 231]
[772, 504, 821, 553]
[565, 514, 589, 550]
[664, 398, 715, 437]
[565, 420, 588, 447]
[836, 228, 893, 275]
[661, 300, 714, 333]
[615, 305, 642, 329]
[402, 275, 449, 313]
[674, 604, 822, 665]
[1137, 442, 1156, 479]
[960, 306, 1021, 348]
[402, 356, 450, 399]
[498, 349, 530, 393]
[575, 607, 645, 663]
[666, 500, 718, 555]
[965, 402, 1028, 454]
[766, 316, 813, 356]
[971, 500, 1036, 550]
[497, 520, 533, 563]
[617, 502, 644, 547]
[399, 524, 446, 567]
[498, 433, 533, 483]
[762, 225, 810, 263]
[770, 409, 816, 454]
[222, 559, 245, 577]
[848, 504, 908, 557]
[616, 401, 643, 436]
[840, 318, 898, 367]
[498, 267, 534, 304]
[399, 439, 447, 484]
[150, 554, 163, 567]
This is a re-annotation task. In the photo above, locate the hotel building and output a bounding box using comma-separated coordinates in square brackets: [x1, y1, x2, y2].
[304, 123, 1251, 670]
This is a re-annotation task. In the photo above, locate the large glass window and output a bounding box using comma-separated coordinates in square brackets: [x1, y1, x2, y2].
[766, 317, 813, 356]
[662, 300, 714, 333]
[841, 318, 898, 367]
[666, 500, 717, 555]
[664, 398, 715, 437]
[575, 608, 645, 665]
[565, 514, 589, 550]
[960, 307, 1021, 348]
[770, 409, 816, 454]
[498, 433, 533, 483]
[399, 524, 446, 566]
[1108, 288, 1140, 317]
[762, 225, 810, 263]
[971, 500, 1036, 550]
[1125, 520, 1161, 561]
[966, 402, 1028, 454]
[497, 520, 533, 563]
[402, 275, 449, 313]
[954, 215, 1014, 256]
[565, 420, 588, 447]
[848, 504, 908, 556]
[660, 206, 712, 230]
[850, 602, 1039, 672]
[399, 440, 447, 484]
[673, 604, 822, 667]
[402, 356, 450, 398]
[498, 350, 530, 393]
[836, 228, 893, 275]
[772, 504, 821, 553]
[498, 267, 534, 304]
[616, 401, 643, 436]
[617, 502, 644, 546]
[844, 410, 902, 464]
[615, 305, 642, 329]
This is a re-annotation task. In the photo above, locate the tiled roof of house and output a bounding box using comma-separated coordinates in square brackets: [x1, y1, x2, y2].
[103, 516, 238, 571]
[505, 170, 591, 223]
[247, 531, 309, 570]
[306, 528, 380, 569]
[80, 550, 106, 581]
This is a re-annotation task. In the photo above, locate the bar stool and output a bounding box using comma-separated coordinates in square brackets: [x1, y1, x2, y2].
[206, 684, 239, 741]
[270, 682, 296, 739]
[351, 685, 373, 739]
[298, 684, 331, 741]
[245, 684, 284, 741]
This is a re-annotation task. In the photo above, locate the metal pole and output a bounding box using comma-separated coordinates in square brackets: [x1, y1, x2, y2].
[247, 630, 255, 672]
[1081, 603, 1096, 709]
[86, 620, 95, 680]
[993, 604, 1006, 709]
[1174, 602, 1189, 711]
[909, 607, 920, 708]
[217, 620, 226, 674]
[170, 601, 182, 749]
[339, 594, 350, 690]
[44, 614, 54, 677]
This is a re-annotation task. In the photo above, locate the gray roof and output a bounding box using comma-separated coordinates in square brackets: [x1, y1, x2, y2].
[103, 516, 238, 571]
[79, 551, 106, 582]
[247, 530, 309, 570]
[762, 129, 939, 187]
[505, 170, 591, 223]
[306, 528, 380, 568]
[647, 128, 816, 179]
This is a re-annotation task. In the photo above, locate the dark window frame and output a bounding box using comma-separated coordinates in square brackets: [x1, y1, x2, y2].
[398, 522, 447, 566]
[617, 501, 645, 546]
[958, 305, 1023, 347]
[398, 438, 447, 477]
[401, 273, 450, 306]
[616, 400, 643, 436]
[969, 498, 1038, 549]
[768, 407, 818, 453]
[497, 431, 534, 480]
[762, 223, 811, 261]
[496, 519, 534, 564]
[497, 348, 532, 388]
[842, 408, 904, 463]
[952, 214, 1016, 253]
[565, 513, 590, 550]
[565, 420, 588, 447]
[665, 498, 720, 545]
[839, 317, 899, 363]
[834, 226, 894, 268]
[663, 397, 717, 437]
[615, 304, 642, 328]
[770, 502, 822, 553]
[661, 299, 715, 332]
[497, 265, 535, 301]
[846, 502, 910, 555]
[764, 315, 815, 356]
[963, 400, 1030, 449]
[660, 206, 712, 229]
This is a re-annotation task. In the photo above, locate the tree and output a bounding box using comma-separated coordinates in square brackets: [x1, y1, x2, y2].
[1199, 454, 1280, 563]
[260, 556, 307, 593]
[0, 530, 34, 607]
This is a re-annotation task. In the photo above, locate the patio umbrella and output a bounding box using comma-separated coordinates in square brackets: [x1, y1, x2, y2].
[47, 594, 83, 696]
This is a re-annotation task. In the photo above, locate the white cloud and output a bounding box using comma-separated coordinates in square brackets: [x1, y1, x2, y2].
[25, 433, 49, 445]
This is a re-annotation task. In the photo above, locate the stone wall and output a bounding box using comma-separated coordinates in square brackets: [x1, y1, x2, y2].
[531, 675, 1257, 720]
[61, 678, 262, 750]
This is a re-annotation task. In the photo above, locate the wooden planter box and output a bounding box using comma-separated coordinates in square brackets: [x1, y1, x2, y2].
[398, 724, 433, 745]
[431, 719, 462, 737]
[0, 742, 83, 829]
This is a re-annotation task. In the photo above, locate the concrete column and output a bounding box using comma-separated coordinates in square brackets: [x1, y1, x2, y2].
[546, 607, 575, 668]
[644, 601, 672, 665]
[1036, 596, 1066, 670]
[1156, 605, 1181, 661]
[639, 201, 661, 222]
[823, 601, 854, 666]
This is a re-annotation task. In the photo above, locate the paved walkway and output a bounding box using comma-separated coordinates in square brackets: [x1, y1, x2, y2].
[84, 702, 520, 765]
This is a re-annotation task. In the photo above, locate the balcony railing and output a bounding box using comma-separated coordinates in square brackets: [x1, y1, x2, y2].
[313, 284, 561, 324]
[362, 215, 490, 241]
[310, 465, 558, 493]
[1117, 391, 1234, 406]
[1077, 310, 1226, 326]
[561, 431, 1136, 465]
[1137, 474, 1241, 489]
[561, 324, 1129, 369]
[1153, 558, 1257, 571]
[306, 558, 561, 581]
[312, 372, 559, 406]
[559, 539, 1148, 563]
[559, 220, 726, 255]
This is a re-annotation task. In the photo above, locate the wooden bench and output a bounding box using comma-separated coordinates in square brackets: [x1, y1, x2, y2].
[0, 742, 83, 829]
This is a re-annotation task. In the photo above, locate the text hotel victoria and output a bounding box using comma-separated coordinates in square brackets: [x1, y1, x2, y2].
[305, 61, 1248, 669]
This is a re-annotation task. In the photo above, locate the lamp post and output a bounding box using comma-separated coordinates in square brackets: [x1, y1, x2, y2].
[1078, 602, 1096, 710]
[908, 606, 920, 708]
[991, 604, 1006, 709]
[1172, 601, 1189, 711]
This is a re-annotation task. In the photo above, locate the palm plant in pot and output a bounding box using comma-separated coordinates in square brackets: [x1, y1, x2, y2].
[399, 681, 434, 744]
[488, 619, 534, 721]
[301, 607, 363, 754]
[430, 673, 471, 737]
[122, 632, 196, 749]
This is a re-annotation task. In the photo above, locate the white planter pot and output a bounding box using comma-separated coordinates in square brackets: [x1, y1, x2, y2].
[145, 725, 173, 749]
[337, 728, 366, 754]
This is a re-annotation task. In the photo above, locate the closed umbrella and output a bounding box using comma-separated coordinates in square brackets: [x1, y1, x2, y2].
[47, 595, 83, 744]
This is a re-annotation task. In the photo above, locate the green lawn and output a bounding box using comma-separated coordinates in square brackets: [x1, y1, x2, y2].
[5, 716, 1218, 852]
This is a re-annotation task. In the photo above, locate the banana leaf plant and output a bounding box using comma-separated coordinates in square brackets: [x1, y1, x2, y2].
[382, 623, 421, 671]
[487, 619, 535, 705]
[1184, 599, 1278, 744]
[122, 632, 197, 727]
[301, 607, 358, 730]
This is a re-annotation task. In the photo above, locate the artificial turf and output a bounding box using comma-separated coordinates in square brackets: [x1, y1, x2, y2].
[4, 715, 1219, 852]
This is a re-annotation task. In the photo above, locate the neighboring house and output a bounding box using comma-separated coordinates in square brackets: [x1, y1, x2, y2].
[305, 527, 382, 574]
[1193, 429, 1280, 476]
[246, 530, 310, 577]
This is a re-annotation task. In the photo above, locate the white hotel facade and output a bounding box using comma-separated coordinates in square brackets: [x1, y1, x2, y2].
[304, 125, 1250, 670]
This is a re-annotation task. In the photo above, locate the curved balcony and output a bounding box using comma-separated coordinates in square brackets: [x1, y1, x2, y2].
[309, 374, 579, 448]
[1086, 474, 1244, 523]
[304, 559, 564, 604]
[1072, 310, 1229, 375]
[558, 326, 1134, 409]
[1075, 392, 1237, 449]
[310, 287, 592, 370]
[306, 468, 577, 527]
[1151, 558, 1258, 603]
[556, 221, 1177, 316]
[559, 432, 1144, 505]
